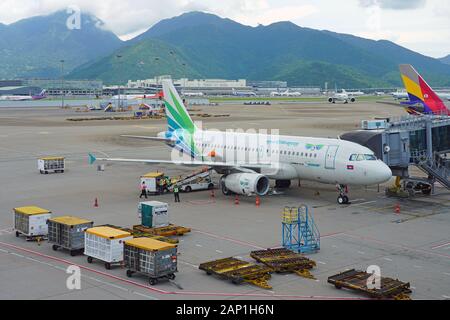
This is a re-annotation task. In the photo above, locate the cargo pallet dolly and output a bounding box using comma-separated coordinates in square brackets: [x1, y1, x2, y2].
[84, 226, 133, 270]
[328, 269, 412, 300]
[13, 206, 52, 242]
[99, 224, 179, 244]
[250, 248, 317, 279]
[38, 157, 65, 174]
[199, 257, 273, 289]
[47, 216, 93, 256]
[124, 238, 178, 286]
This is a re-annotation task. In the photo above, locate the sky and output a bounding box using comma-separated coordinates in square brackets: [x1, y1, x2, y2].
[0, 0, 449, 58]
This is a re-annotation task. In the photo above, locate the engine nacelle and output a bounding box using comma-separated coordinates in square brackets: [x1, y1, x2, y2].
[222, 173, 270, 196]
[350, 97, 356, 103]
[328, 98, 334, 103]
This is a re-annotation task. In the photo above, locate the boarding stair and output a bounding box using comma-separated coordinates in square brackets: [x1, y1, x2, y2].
[282, 205, 320, 254]
[413, 151, 450, 190]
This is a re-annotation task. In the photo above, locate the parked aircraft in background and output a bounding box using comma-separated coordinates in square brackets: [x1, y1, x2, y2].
[0, 89, 47, 101]
[232, 88, 256, 97]
[391, 90, 409, 100]
[183, 91, 205, 97]
[111, 91, 163, 100]
[89, 80, 392, 205]
[328, 89, 356, 104]
[270, 89, 302, 97]
[347, 90, 365, 96]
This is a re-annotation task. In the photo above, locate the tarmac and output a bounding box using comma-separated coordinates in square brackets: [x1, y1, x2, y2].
[0, 100, 449, 300]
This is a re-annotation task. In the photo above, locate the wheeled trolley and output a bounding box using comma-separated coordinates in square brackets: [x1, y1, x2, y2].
[38, 157, 65, 174]
[13, 206, 52, 241]
[84, 226, 133, 269]
[124, 238, 177, 285]
[47, 216, 93, 256]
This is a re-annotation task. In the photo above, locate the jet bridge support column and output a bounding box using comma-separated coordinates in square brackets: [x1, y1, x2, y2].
[426, 120, 433, 165]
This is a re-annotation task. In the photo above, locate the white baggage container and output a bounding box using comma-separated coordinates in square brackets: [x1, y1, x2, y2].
[14, 206, 52, 240]
[84, 226, 133, 269]
[38, 157, 65, 174]
[138, 201, 169, 228]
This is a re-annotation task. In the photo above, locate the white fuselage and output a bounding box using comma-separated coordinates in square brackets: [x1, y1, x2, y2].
[164, 129, 392, 186]
[0, 95, 33, 101]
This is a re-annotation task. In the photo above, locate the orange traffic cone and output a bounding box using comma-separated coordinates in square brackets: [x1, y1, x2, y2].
[211, 190, 215, 199]
[235, 195, 240, 205]
[255, 196, 261, 207]
[94, 198, 99, 208]
[395, 204, 400, 214]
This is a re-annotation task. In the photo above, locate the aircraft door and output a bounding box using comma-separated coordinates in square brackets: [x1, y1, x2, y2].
[325, 145, 339, 169]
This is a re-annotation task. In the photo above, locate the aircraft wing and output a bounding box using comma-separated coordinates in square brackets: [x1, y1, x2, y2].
[88, 153, 272, 172]
[120, 135, 176, 143]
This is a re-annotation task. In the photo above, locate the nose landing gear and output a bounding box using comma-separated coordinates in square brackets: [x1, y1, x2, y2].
[337, 184, 350, 205]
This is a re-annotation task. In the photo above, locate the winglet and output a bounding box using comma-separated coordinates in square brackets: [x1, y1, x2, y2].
[88, 153, 97, 165]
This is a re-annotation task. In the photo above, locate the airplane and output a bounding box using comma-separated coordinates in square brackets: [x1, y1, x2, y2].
[391, 90, 409, 100]
[0, 89, 47, 101]
[347, 90, 365, 97]
[183, 91, 205, 97]
[270, 89, 302, 97]
[399, 64, 450, 116]
[89, 80, 392, 205]
[328, 89, 356, 104]
[111, 91, 163, 101]
[232, 88, 256, 97]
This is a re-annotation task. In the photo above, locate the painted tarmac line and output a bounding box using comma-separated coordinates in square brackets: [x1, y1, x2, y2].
[431, 241, 450, 250]
[0, 241, 367, 300]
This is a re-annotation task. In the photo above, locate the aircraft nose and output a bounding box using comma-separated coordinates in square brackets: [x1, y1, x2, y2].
[375, 162, 392, 183]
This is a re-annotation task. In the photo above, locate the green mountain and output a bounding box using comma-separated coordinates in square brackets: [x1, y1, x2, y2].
[0, 11, 122, 79]
[440, 55, 450, 65]
[69, 39, 201, 84]
[68, 11, 450, 87]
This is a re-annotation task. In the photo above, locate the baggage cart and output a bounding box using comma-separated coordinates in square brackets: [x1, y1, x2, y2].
[124, 238, 178, 285]
[13, 206, 52, 241]
[84, 226, 133, 269]
[38, 157, 65, 174]
[47, 216, 93, 256]
[328, 269, 412, 300]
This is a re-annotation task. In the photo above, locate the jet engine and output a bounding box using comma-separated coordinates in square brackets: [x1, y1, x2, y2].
[350, 97, 356, 103]
[221, 173, 270, 196]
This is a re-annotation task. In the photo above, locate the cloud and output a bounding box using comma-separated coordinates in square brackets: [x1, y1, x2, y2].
[358, 0, 426, 10]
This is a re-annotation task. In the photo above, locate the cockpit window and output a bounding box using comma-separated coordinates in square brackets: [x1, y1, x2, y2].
[364, 154, 377, 160]
[349, 154, 377, 161]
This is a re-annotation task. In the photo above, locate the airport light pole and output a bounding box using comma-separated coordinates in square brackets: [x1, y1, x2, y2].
[116, 55, 122, 109]
[60, 60, 65, 109]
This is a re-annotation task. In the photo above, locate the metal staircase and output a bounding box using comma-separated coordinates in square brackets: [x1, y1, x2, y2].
[413, 151, 450, 190]
[282, 205, 320, 254]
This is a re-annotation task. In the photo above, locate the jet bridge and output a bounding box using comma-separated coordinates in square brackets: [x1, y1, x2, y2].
[341, 115, 450, 196]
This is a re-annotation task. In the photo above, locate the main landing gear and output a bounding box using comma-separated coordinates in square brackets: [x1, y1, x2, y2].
[337, 184, 350, 205]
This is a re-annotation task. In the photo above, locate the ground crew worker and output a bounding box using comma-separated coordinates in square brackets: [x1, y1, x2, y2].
[140, 182, 148, 199]
[165, 177, 171, 192]
[173, 184, 180, 203]
[159, 178, 165, 195]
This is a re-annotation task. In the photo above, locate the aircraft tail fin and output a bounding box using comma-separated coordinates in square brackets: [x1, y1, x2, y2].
[162, 80, 197, 133]
[399, 64, 448, 115]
